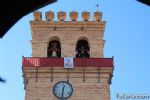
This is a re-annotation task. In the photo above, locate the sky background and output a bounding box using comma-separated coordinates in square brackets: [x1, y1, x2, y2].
[0, 0, 150, 100]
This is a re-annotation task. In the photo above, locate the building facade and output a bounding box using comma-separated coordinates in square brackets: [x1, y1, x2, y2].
[22, 10, 114, 100]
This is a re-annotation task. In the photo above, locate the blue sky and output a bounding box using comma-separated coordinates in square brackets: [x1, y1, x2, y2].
[0, 0, 150, 100]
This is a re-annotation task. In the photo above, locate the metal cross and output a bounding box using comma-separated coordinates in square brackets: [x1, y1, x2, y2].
[96, 3, 100, 11]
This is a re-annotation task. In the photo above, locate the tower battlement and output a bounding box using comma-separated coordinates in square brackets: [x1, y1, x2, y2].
[33, 11, 102, 21]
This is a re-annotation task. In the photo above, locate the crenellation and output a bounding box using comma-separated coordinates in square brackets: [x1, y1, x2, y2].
[33, 11, 42, 21]
[82, 11, 90, 21]
[94, 11, 102, 21]
[33, 10, 103, 21]
[70, 11, 78, 21]
[57, 11, 66, 21]
[45, 11, 54, 21]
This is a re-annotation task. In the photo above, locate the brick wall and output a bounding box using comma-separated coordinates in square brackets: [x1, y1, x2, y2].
[30, 21, 105, 58]
[23, 67, 113, 100]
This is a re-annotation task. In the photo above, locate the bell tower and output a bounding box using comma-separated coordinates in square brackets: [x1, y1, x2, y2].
[22, 10, 114, 100]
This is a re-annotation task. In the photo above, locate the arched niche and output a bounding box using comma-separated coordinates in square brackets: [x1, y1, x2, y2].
[76, 37, 90, 58]
[47, 36, 61, 58]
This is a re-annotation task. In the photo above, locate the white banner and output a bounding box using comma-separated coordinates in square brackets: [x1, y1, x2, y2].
[64, 57, 74, 68]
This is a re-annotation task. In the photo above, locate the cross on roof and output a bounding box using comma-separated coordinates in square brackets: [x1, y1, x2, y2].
[96, 3, 100, 11]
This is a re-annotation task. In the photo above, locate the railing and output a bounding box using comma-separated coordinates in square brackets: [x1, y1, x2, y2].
[22, 57, 114, 67]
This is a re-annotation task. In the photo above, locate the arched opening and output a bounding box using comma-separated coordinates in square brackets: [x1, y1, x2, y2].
[76, 40, 90, 58]
[47, 40, 61, 58]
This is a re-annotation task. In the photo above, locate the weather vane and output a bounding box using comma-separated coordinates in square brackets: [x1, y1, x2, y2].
[96, 3, 100, 11]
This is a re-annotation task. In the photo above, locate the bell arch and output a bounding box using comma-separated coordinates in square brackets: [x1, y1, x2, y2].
[47, 36, 61, 58]
[76, 37, 90, 58]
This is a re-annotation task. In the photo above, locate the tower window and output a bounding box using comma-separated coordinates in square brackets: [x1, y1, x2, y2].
[76, 40, 90, 58]
[47, 40, 61, 58]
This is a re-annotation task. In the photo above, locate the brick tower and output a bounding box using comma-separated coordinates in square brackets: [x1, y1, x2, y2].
[22, 10, 114, 100]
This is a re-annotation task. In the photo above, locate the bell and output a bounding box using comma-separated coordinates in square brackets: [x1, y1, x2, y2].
[51, 50, 57, 57]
